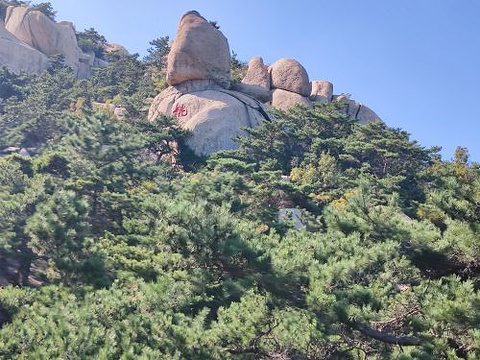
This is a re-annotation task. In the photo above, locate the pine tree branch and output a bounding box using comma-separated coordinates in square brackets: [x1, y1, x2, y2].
[353, 322, 421, 346]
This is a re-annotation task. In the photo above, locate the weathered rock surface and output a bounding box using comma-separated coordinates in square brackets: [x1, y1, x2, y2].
[148, 10, 384, 156]
[242, 57, 270, 89]
[231, 82, 272, 103]
[356, 104, 382, 123]
[278, 208, 305, 229]
[5, 6, 93, 78]
[166, 11, 230, 88]
[310, 80, 333, 104]
[269, 58, 310, 96]
[333, 95, 381, 123]
[271, 89, 312, 110]
[0, 19, 48, 74]
[148, 80, 270, 156]
[104, 42, 128, 55]
[2, 6, 114, 78]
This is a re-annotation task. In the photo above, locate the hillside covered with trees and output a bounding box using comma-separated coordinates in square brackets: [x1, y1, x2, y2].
[1, 3, 480, 359]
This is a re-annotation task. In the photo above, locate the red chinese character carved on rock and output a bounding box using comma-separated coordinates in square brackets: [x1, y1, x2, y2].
[172, 103, 188, 117]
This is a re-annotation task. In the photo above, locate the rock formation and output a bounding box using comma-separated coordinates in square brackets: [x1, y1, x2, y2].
[1, 6, 113, 78]
[242, 57, 270, 89]
[149, 11, 270, 156]
[310, 80, 333, 104]
[0, 19, 48, 74]
[269, 58, 311, 96]
[166, 11, 231, 88]
[272, 89, 312, 110]
[147, 10, 383, 156]
[332, 94, 382, 124]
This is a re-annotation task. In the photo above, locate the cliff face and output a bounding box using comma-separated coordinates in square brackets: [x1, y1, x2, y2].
[0, 6, 108, 78]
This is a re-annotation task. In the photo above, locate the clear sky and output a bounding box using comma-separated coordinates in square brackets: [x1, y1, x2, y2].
[48, 0, 480, 161]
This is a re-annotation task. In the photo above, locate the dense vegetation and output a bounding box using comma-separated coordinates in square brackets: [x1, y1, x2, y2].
[1, 11, 480, 360]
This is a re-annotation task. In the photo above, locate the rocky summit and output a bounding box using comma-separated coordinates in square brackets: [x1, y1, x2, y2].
[149, 10, 382, 156]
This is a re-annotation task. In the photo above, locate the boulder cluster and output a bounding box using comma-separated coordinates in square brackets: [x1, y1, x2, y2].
[149, 11, 382, 156]
[0, 6, 111, 78]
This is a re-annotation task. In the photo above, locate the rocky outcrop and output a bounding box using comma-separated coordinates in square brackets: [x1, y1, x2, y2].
[242, 57, 270, 89]
[0, 19, 48, 74]
[269, 58, 311, 96]
[149, 10, 383, 156]
[310, 80, 333, 104]
[104, 42, 128, 55]
[230, 82, 271, 103]
[166, 11, 231, 88]
[1, 6, 115, 78]
[150, 11, 270, 156]
[149, 79, 269, 156]
[333, 95, 382, 124]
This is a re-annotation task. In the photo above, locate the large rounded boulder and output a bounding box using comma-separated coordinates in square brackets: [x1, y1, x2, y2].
[148, 80, 270, 156]
[271, 89, 312, 110]
[269, 58, 311, 96]
[166, 11, 231, 88]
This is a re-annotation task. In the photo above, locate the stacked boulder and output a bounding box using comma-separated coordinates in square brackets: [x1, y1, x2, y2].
[0, 19, 48, 74]
[238, 57, 381, 123]
[270, 58, 312, 110]
[1, 6, 112, 78]
[148, 10, 383, 156]
[148, 11, 270, 156]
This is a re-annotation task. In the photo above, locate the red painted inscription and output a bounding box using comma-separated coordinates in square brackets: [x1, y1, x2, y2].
[172, 103, 188, 117]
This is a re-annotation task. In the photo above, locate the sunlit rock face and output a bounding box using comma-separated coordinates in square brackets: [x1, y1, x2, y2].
[1, 6, 117, 78]
[148, 10, 383, 156]
[0, 18, 48, 74]
[166, 11, 231, 88]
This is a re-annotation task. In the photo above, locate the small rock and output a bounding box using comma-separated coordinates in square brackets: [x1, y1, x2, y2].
[18, 148, 30, 156]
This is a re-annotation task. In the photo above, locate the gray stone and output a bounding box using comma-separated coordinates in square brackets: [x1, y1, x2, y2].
[278, 208, 305, 229]
[269, 58, 310, 96]
[148, 84, 270, 156]
[169, 90, 266, 156]
[18, 148, 30, 156]
[166, 11, 231, 88]
[356, 104, 382, 124]
[333, 95, 382, 123]
[271, 89, 312, 110]
[104, 42, 129, 55]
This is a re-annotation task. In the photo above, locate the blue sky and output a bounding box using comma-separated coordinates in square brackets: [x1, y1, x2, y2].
[49, 0, 480, 161]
